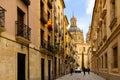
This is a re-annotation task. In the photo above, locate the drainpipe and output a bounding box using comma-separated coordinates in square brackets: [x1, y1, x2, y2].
[27, 4, 30, 80]
[53, 0, 55, 79]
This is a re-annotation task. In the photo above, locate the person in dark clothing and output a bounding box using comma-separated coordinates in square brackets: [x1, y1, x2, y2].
[70, 68, 73, 76]
[83, 67, 86, 75]
[87, 67, 90, 74]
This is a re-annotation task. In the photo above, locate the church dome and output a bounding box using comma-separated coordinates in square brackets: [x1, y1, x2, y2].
[68, 15, 83, 32]
[68, 26, 82, 32]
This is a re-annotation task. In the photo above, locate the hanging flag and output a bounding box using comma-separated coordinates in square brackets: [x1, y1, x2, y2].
[48, 18, 52, 30]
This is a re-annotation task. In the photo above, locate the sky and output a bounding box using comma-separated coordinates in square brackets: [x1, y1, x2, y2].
[64, 0, 95, 41]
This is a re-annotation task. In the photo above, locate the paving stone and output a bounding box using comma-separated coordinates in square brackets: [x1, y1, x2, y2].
[56, 72, 105, 80]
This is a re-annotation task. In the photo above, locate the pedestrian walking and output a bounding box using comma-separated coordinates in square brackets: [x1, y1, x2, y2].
[87, 67, 90, 74]
[83, 67, 86, 75]
[70, 68, 73, 76]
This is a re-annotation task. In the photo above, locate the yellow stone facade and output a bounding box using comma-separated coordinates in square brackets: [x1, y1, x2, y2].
[68, 16, 90, 69]
[0, 0, 67, 80]
[64, 31, 75, 74]
[90, 0, 120, 80]
[53, 0, 66, 78]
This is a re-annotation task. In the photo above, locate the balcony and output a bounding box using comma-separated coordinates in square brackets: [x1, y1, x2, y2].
[0, 6, 6, 33]
[109, 17, 117, 30]
[98, 18, 103, 27]
[59, 30, 62, 37]
[40, 39, 55, 54]
[40, 10, 47, 24]
[93, 47, 96, 52]
[47, 0, 52, 9]
[47, 44, 54, 52]
[66, 54, 70, 59]
[54, 42, 60, 50]
[72, 50, 76, 54]
[40, 39, 48, 53]
[101, 8, 107, 19]
[92, 47, 96, 54]
[65, 43, 68, 48]
[41, 39, 47, 49]
[103, 35, 107, 42]
[21, 0, 30, 6]
[58, 47, 64, 54]
[54, 21, 58, 33]
[15, 21, 31, 45]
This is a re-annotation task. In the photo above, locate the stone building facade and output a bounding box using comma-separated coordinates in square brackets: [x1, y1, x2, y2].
[63, 15, 75, 74]
[53, 0, 66, 78]
[90, 0, 120, 80]
[68, 16, 90, 69]
[0, 0, 67, 80]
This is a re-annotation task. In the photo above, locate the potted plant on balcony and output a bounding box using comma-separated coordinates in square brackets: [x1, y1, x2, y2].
[48, 45, 56, 52]
[47, 18, 52, 31]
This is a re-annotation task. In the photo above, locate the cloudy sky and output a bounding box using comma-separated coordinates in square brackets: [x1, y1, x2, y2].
[64, 0, 95, 40]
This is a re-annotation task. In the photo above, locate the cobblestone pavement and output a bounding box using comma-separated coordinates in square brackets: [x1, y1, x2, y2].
[56, 72, 105, 80]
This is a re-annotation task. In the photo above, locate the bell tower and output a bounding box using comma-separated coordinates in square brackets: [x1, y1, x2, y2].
[70, 15, 77, 27]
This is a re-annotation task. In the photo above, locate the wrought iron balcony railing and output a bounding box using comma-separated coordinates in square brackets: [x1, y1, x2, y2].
[16, 21, 31, 41]
[47, 44, 54, 52]
[47, 0, 52, 9]
[41, 39, 47, 49]
[54, 42, 60, 50]
[101, 8, 107, 19]
[54, 21, 58, 33]
[40, 10, 48, 24]
[58, 47, 64, 54]
[41, 39, 55, 53]
[21, 0, 30, 6]
[0, 6, 6, 31]
[109, 17, 117, 30]
[59, 30, 62, 37]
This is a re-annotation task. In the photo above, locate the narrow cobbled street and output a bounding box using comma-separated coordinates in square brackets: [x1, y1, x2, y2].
[56, 72, 105, 80]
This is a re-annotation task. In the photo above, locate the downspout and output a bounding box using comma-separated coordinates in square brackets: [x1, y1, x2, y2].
[27, 4, 30, 80]
[53, 0, 55, 79]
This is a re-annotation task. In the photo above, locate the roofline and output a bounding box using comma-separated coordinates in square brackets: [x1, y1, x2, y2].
[61, 0, 66, 8]
[64, 15, 69, 24]
[90, 0, 97, 40]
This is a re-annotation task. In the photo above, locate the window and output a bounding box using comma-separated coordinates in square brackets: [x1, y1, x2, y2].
[111, 0, 115, 21]
[102, 56, 103, 68]
[83, 47, 85, 52]
[48, 11, 50, 19]
[41, 29, 45, 47]
[113, 46, 118, 68]
[105, 53, 108, 68]
[71, 22, 74, 26]
[98, 57, 100, 68]
[58, 13, 60, 25]
[104, 17, 107, 36]
[0, 6, 6, 28]
[21, 0, 30, 6]
[48, 35, 50, 46]
[97, 59, 99, 69]
[41, 1, 44, 11]
[78, 36, 80, 40]
[17, 8, 24, 23]
[99, 57, 102, 68]
[103, 0, 106, 8]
